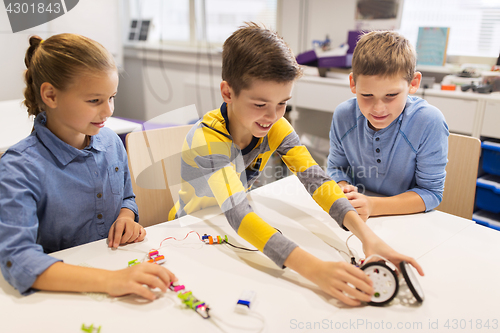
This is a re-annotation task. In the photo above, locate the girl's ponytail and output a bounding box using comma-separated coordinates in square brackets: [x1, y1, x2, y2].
[23, 36, 44, 117]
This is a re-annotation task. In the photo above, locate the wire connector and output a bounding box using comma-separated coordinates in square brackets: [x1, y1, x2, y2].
[201, 233, 228, 245]
[235, 290, 256, 314]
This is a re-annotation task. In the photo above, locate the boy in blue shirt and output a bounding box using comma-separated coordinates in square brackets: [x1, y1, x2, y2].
[327, 31, 449, 221]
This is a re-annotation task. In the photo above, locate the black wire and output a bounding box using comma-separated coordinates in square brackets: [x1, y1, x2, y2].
[223, 240, 259, 251]
[195, 13, 203, 114]
[222, 227, 282, 251]
[140, 0, 173, 105]
[157, 0, 173, 104]
[195, 0, 217, 111]
[201, 0, 217, 110]
[142, 50, 172, 104]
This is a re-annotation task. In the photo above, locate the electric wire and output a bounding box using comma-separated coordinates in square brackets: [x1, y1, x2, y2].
[195, 0, 218, 114]
[140, 0, 173, 105]
[223, 240, 259, 252]
[210, 312, 266, 333]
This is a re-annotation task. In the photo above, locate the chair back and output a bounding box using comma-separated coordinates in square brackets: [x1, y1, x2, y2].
[126, 125, 193, 227]
[437, 133, 481, 219]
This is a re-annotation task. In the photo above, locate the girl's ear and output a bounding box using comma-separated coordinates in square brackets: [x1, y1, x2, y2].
[220, 81, 234, 104]
[349, 73, 356, 94]
[409, 72, 422, 94]
[40, 82, 58, 109]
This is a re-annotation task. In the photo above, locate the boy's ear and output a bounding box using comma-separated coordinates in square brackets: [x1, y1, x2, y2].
[349, 73, 356, 94]
[40, 82, 58, 109]
[409, 72, 422, 94]
[220, 81, 233, 104]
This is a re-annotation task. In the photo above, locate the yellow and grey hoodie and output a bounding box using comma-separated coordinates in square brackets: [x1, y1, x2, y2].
[169, 103, 355, 267]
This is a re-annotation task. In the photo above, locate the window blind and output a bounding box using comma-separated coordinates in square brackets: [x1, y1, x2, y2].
[399, 0, 500, 57]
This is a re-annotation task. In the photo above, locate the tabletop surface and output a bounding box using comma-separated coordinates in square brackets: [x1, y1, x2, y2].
[1, 176, 499, 333]
[0, 99, 141, 152]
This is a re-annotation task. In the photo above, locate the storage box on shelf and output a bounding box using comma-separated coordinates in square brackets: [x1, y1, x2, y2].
[475, 174, 500, 213]
[472, 210, 500, 231]
[481, 141, 500, 176]
[473, 141, 500, 230]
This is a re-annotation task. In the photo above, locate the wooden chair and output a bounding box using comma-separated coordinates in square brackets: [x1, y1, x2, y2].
[436, 133, 481, 220]
[126, 125, 193, 227]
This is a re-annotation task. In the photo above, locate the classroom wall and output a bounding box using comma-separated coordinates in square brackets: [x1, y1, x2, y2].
[114, 0, 358, 121]
[0, 0, 357, 118]
[0, 0, 122, 102]
[0, 8, 35, 101]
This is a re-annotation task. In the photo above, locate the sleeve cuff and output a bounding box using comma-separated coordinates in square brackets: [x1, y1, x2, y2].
[329, 197, 357, 231]
[122, 200, 139, 222]
[407, 188, 441, 212]
[2, 250, 62, 296]
[262, 232, 298, 268]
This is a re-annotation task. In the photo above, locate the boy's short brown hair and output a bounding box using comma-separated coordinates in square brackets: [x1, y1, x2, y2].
[351, 30, 416, 84]
[222, 22, 302, 96]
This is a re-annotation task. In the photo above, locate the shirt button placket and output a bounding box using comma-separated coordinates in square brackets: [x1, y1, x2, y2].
[88, 157, 106, 236]
[374, 137, 381, 163]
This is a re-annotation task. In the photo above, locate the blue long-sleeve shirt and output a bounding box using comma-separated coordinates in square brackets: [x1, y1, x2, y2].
[327, 96, 449, 211]
[0, 112, 138, 295]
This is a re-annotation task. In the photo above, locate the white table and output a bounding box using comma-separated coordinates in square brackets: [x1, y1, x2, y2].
[1, 176, 499, 333]
[0, 99, 141, 153]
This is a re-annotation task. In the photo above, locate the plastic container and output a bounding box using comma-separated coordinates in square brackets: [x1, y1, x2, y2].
[473, 210, 500, 231]
[475, 174, 500, 213]
[481, 141, 500, 176]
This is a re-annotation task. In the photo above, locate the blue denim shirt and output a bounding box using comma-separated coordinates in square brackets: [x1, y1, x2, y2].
[0, 112, 138, 295]
[327, 96, 449, 211]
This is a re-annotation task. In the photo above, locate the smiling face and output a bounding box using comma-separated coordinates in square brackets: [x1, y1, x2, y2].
[41, 70, 119, 149]
[350, 72, 421, 131]
[222, 79, 294, 148]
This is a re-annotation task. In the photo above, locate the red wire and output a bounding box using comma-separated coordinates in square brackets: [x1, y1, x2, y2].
[159, 230, 203, 248]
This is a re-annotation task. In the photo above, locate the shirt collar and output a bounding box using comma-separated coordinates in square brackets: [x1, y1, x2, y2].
[220, 102, 230, 132]
[219, 102, 260, 153]
[34, 112, 107, 165]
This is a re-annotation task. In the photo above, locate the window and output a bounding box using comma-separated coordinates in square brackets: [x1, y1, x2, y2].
[127, 0, 278, 45]
[399, 0, 500, 58]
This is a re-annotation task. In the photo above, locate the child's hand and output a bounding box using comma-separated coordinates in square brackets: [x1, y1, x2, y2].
[284, 247, 373, 306]
[105, 263, 177, 301]
[311, 260, 374, 306]
[345, 192, 373, 221]
[108, 212, 146, 248]
[362, 236, 424, 277]
[337, 181, 358, 194]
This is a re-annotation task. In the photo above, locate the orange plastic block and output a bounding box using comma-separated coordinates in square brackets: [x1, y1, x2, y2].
[441, 84, 456, 91]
